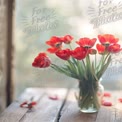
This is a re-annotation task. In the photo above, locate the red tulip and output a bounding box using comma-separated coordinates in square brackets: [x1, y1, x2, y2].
[61, 35, 73, 44]
[32, 53, 51, 68]
[96, 44, 106, 54]
[71, 47, 87, 60]
[88, 48, 97, 55]
[55, 49, 71, 60]
[47, 47, 61, 53]
[108, 44, 122, 53]
[46, 36, 62, 48]
[20, 101, 28, 107]
[98, 34, 119, 46]
[76, 37, 96, 48]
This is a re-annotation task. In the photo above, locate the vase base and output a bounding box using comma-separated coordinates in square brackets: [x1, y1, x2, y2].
[80, 107, 98, 113]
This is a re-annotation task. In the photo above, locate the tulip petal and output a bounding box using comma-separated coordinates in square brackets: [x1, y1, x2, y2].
[76, 38, 96, 48]
[96, 44, 105, 54]
[102, 101, 112, 106]
[55, 49, 71, 60]
[71, 47, 87, 60]
[98, 34, 119, 45]
[32, 53, 51, 68]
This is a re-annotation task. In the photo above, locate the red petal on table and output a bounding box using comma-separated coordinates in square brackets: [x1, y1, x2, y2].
[27, 102, 37, 109]
[104, 92, 111, 97]
[30, 101, 37, 106]
[118, 98, 122, 102]
[20, 101, 28, 107]
[48, 95, 59, 100]
[102, 101, 112, 106]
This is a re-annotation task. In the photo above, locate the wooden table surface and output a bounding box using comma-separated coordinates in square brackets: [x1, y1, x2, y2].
[0, 88, 122, 122]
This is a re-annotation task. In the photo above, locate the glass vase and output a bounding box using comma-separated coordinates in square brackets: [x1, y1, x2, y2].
[76, 80, 104, 113]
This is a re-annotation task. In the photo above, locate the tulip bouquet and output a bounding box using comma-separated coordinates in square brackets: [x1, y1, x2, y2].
[32, 34, 122, 113]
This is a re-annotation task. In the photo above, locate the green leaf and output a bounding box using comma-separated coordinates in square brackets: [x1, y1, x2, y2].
[85, 55, 93, 80]
[91, 62, 99, 81]
[51, 64, 78, 79]
[51, 64, 71, 76]
[77, 60, 87, 80]
[67, 60, 78, 74]
[97, 56, 111, 79]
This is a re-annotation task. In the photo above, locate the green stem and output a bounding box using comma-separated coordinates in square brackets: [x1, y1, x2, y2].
[69, 44, 72, 50]
[95, 54, 97, 69]
[96, 53, 109, 72]
[78, 81, 100, 110]
[103, 53, 110, 64]
[100, 53, 110, 70]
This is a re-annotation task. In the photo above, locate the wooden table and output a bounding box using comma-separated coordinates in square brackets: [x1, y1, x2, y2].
[0, 88, 122, 122]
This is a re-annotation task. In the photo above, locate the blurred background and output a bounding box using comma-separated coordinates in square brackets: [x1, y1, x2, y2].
[15, 0, 122, 95]
[0, 0, 122, 112]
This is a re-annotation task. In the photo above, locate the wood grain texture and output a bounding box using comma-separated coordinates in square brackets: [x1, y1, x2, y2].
[103, 91, 122, 109]
[20, 88, 67, 122]
[96, 107, 122, 122]
[111, 91, 122, 110]
[60, 90, 122, 122]
[59, 89, 97, 122]
[0, 89, 122, 122]
[18, 88, 45, 103]
[0, 88, 45, 122]
[95, 107, 115, 122]
[115, 109, 122, 122]
[0, 102, 28, 122]
[95, 90, 122, 122]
